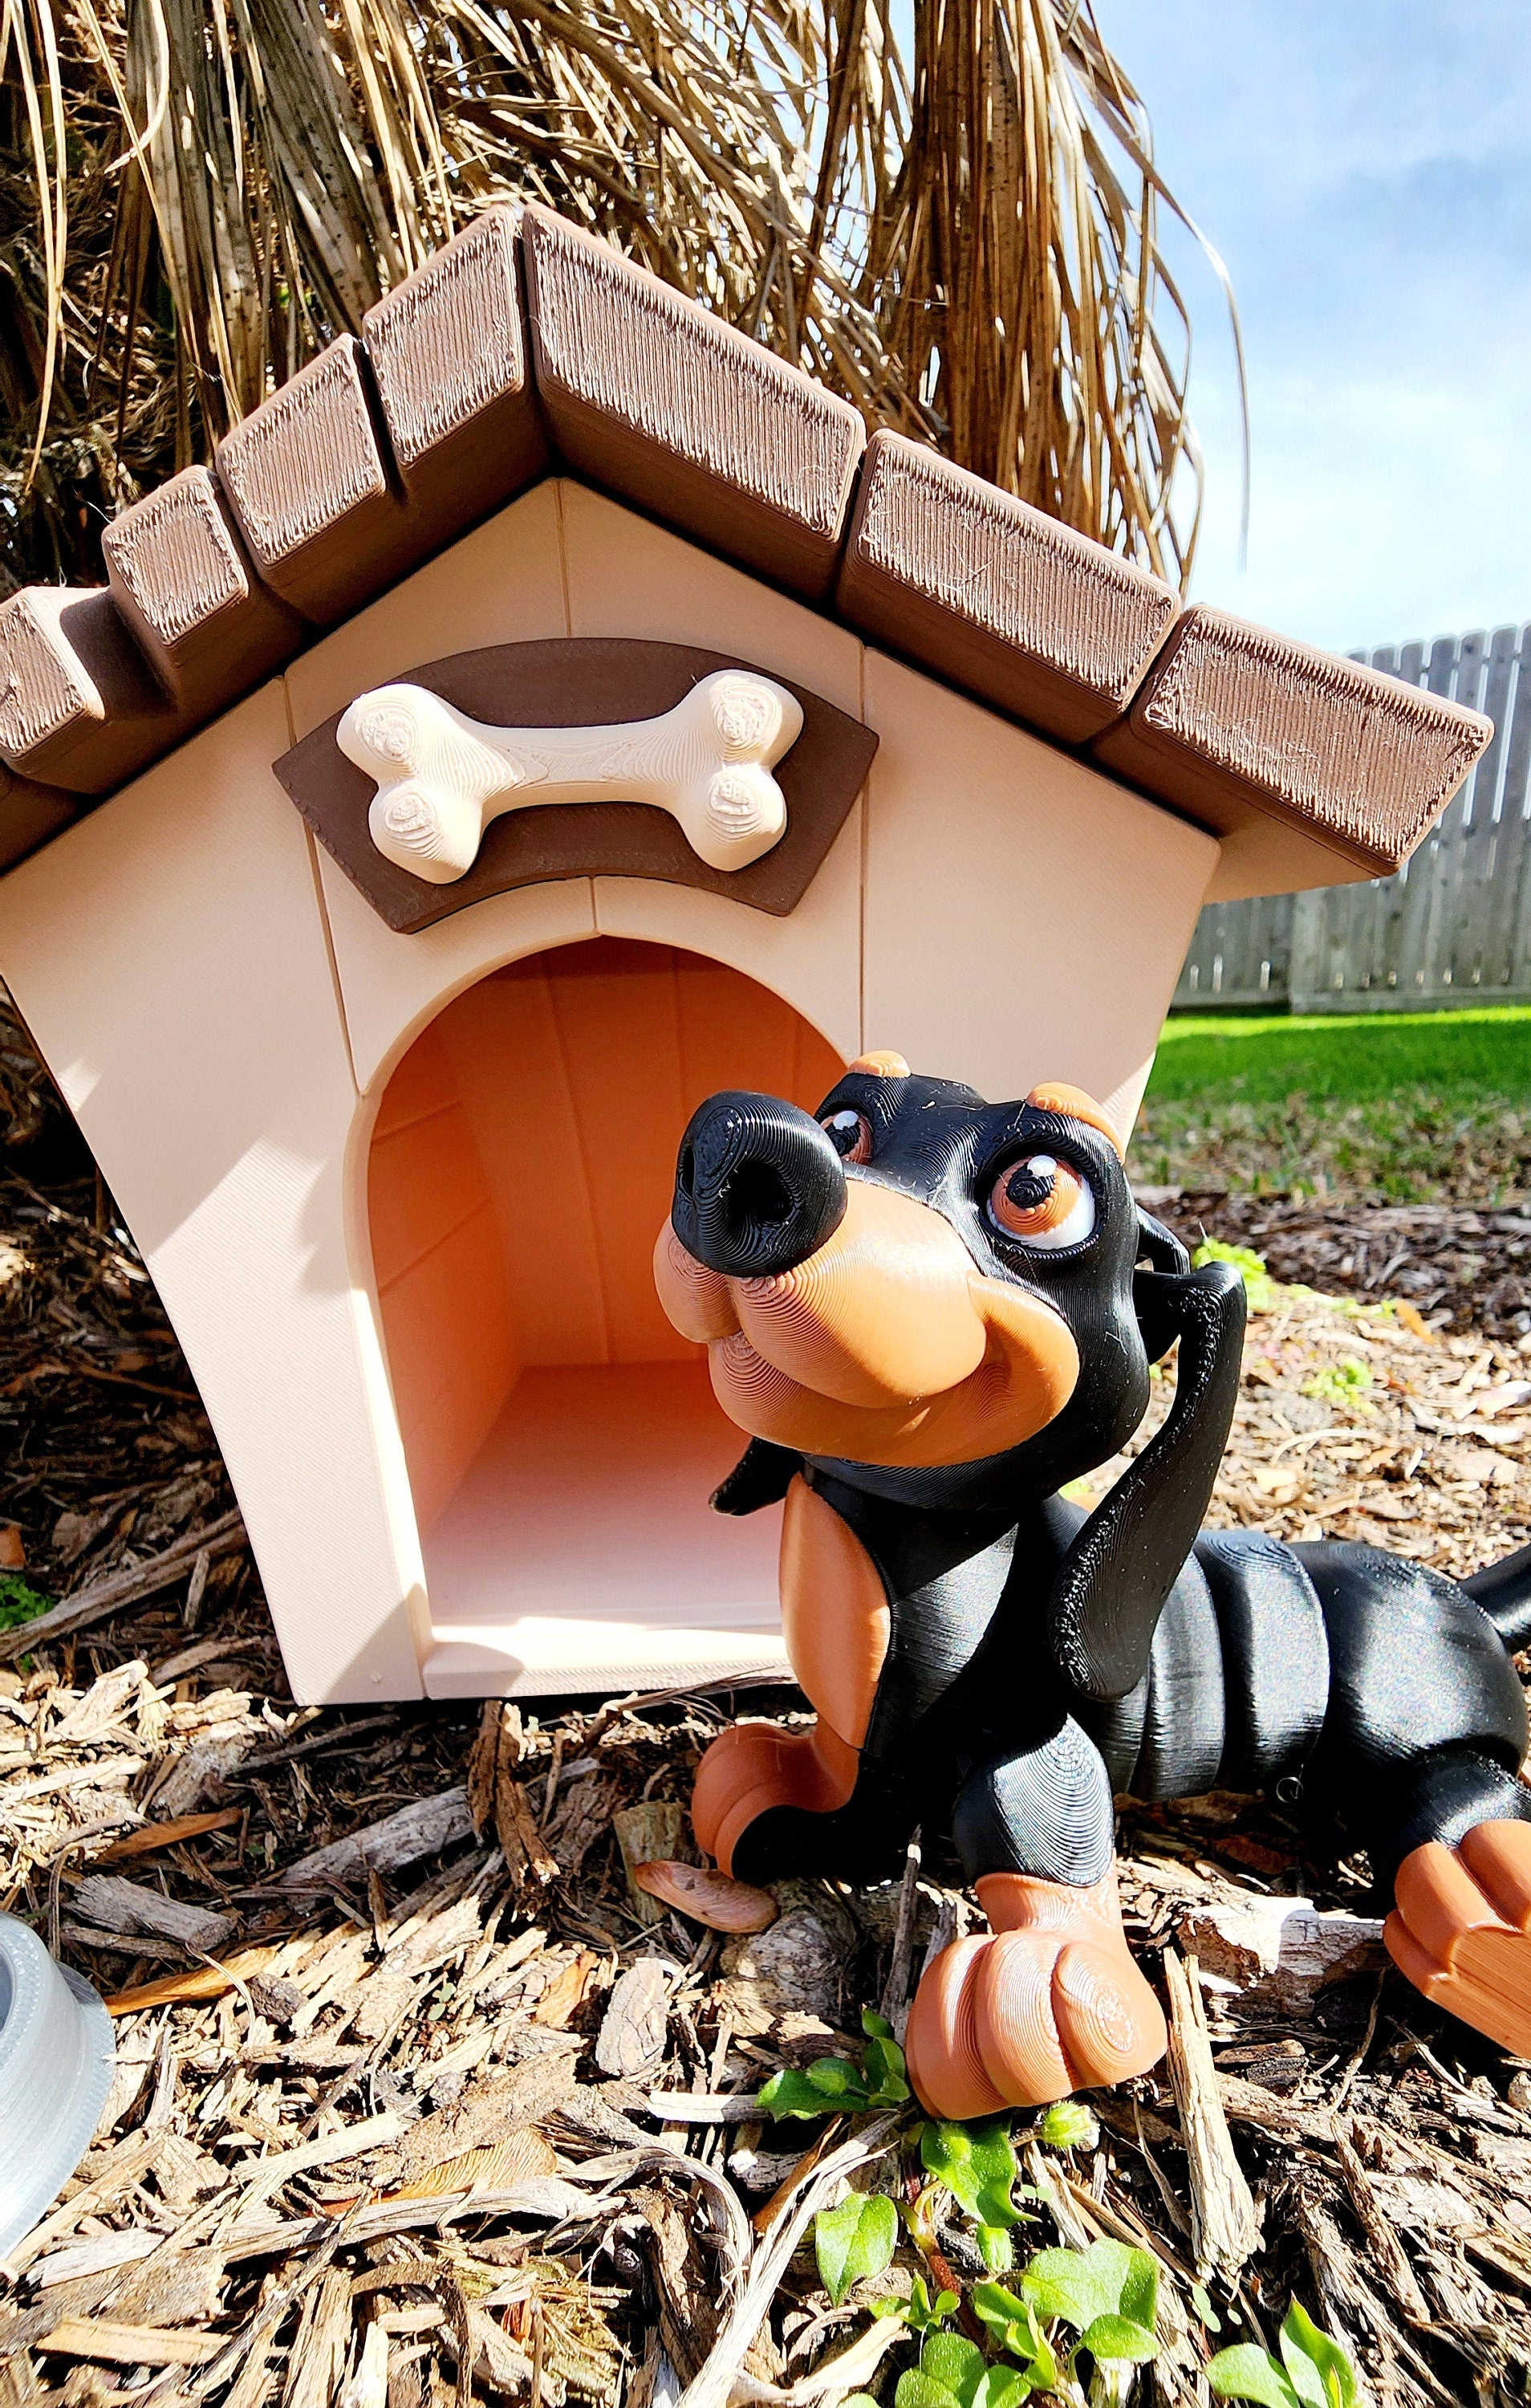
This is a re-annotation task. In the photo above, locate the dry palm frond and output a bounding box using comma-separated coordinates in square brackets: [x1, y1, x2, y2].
[0, 0, 1242, 596]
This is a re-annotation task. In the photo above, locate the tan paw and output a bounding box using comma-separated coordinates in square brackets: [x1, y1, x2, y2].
[1385, 1819, 1531, 2055]
[904, 1871, 1167, 2117]
[690, 1719, 858, 1875]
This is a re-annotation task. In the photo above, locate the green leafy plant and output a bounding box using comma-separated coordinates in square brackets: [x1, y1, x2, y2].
[872, 2273, 958, 2333]
[1192, 1239, 1277, 1312]
[0, 1573, 51, 1633]
[1299, 1358, 1374, 1412]
[757, 2008, 910, 2121]
[814, 2192, 899, 2308]
[919, 2118, 1039, 2272]
[966, 2244, 1161, 2401]
[1207, 2301, 1359, 2408]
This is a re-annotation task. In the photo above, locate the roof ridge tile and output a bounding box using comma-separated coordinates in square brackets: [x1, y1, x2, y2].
[520, 203, 863, 599]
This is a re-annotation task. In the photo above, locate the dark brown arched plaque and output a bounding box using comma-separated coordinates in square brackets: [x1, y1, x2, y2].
[272, 637, 878, 932]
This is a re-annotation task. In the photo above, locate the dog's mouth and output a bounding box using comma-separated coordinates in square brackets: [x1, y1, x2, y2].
[654, 1177, 1078, 1468]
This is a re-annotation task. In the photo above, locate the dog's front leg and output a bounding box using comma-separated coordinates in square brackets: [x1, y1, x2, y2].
[692, 1473, 897, 1880]
[904, 1723, 1168, 2115]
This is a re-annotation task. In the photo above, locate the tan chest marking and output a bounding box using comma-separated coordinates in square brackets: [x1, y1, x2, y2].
[779, 1476, 891, 1751]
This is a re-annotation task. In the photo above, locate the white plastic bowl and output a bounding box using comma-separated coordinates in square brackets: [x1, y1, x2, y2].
[0, 1914, 115, 2256]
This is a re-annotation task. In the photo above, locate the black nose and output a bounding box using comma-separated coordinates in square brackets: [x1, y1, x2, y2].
[672, 1090, 847, 1277]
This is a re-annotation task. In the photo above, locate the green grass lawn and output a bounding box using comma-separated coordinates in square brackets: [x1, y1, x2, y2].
[1135, 1007, 1531, 1202]
[1147, 1006, 1531, 1107]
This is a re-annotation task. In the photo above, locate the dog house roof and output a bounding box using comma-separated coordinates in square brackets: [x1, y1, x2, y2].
[0, 202, 1491, 891]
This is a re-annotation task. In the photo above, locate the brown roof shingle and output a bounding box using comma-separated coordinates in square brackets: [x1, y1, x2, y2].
[838, 429, 1180, 745]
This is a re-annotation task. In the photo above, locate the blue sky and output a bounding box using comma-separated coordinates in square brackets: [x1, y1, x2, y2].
[1089, 2, 1531, 655]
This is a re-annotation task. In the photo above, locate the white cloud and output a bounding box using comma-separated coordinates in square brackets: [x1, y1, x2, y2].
[1090, 0, 1531, 650]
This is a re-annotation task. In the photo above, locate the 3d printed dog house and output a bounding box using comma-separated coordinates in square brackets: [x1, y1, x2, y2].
[0, 207, 1488, 1702]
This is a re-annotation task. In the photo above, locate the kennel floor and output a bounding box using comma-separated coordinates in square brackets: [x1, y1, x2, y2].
[419, 1358, 790, 1698]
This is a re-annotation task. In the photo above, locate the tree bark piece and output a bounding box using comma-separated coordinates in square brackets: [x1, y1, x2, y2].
[595, 1957, 676, 2076]
[1163, 1947, 1261, 2282]
[71, 1874, 234, 1955]
[613, 1802, 686, 1927]
[273, 1787, 474, 1889]
[1177, 1894, 1383, 2010]
[467, 1702, 556, 1885]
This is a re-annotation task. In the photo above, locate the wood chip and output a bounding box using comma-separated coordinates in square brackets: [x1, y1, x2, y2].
[41, 2320, 224, 2365]
[530, 1949, 601, 2030]
[104, 1943, 278, 2015]
[93, 1807, 243, 1861]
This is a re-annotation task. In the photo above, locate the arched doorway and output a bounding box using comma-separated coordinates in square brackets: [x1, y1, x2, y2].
[368, 936, 843, 1692]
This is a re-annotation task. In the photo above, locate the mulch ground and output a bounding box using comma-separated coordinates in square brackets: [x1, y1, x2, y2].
[1148, 1186, 1531, 1350]
[2, 1017, 1530, 2408]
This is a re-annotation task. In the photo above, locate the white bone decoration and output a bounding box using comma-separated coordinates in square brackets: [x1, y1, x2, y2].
[336, 670, 805, 884]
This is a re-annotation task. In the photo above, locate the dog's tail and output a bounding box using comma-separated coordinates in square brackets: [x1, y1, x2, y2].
[1463, 1541, 1531, 1652]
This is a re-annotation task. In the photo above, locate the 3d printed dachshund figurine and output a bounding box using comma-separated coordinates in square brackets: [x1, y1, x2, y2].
[654, 1053, 1531, 2115]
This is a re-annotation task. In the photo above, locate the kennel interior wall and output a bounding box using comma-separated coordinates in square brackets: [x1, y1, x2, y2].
[0, 476, 1223, 1702]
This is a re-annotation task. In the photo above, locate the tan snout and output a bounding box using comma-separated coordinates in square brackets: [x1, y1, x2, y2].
[654, 1178, 1078, 1467]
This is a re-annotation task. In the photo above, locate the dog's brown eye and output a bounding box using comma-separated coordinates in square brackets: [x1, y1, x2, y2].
[988, 1153, 1095, 1250]
[820, 1108, 871, 1165]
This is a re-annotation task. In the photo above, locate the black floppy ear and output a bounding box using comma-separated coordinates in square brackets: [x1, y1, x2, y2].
[1136, 1208, 1189, 1284]
[712, 1438, 801, 1515]
[1048, 1258, 1245, 1701]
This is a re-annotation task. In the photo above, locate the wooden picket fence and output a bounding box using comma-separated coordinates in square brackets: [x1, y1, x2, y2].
[1174, 621, 1531, 1011]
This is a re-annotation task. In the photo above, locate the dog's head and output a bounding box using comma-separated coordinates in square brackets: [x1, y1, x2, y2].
[655, 1052, 1246, 1698]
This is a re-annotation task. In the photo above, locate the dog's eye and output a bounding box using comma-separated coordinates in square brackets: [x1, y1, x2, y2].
[987, 1154, 1096, 1250]
[819, 1108, 871, 1165]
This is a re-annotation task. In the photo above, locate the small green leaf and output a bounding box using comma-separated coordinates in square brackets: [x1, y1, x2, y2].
[921, 2117, 1022, 2232]
[1038, 2101, 1099, 2152]
[807, 2056, 860, 2094]
[1117, 2249, 1158, 2334]
[896, 2276, 957, 2333]
[757, 2059, 871, 2118]
[862, 2007, 895, 2041]
[757, 2068, 843, 2119]
[1279, 2304, 1358, 2408]
[976, 2223, 1014, 2272]
[1191, 2282, 1222, 2333]
[1078, 2316, 1159, 2366]
[1021, 2320, 1060, 2397]
[972, 2282, 1028, 2339]
[971, 2369, 1031, 2408]
[919, 2333, 985, 2408]
[1022, 2242, 1144, 2334]
[814, 2193, 898, 2307]
[1204, 2345, 1302, 2408]
[839, 2397, 883, 2408]
[895, 2374, 957, 2408]
[862, 2032, 911, 2105]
